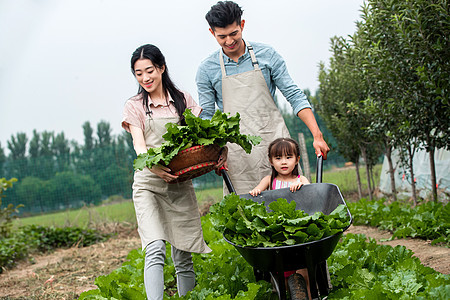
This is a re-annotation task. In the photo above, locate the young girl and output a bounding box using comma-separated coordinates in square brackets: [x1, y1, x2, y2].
[249, 137, 311, 299]
[249, 137, 310, 196]
[122, 44, 211, 299]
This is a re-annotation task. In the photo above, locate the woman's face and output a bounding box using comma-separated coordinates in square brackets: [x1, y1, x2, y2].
[134, 58, 165, 95]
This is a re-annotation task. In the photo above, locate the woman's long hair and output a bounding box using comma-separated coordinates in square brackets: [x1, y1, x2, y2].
[131, 44, 187, 124]
[268, 138, 300, 190]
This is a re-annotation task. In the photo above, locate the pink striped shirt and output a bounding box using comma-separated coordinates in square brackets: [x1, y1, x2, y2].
[121, 91, 202, 133]
[272, 175, 301, 190]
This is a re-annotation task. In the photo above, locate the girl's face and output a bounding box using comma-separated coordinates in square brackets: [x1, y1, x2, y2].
[270, 153, 299, 176]
[134, 58, 165, 95]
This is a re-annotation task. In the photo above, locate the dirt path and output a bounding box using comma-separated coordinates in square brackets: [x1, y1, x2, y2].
[0, 231, 141, 299]
[0, 225, 448, 299]
[346, 225, 450, 274]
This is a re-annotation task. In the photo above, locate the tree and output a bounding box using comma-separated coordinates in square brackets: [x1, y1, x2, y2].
[0, 143, 5, 178]
[53, 132, 71, 173]
[317, 35, 383, 199]
[28, 130, 41, 178]
[96, 121, 112, 148]
[360, 0, 450, 202]
[83, 121, 94, 151]
[93, 121, 115, 197]
[79, 121, 95, 176]
[40, 131, 55, 180]
[15, 176, 46, 213]
[390, 0, 450, 201]
[6, 133, 28, 180]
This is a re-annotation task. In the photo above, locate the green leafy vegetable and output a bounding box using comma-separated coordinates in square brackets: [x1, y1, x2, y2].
[134, 109, 262, 170]
[210, 194, 351, 247]
[348, 198, 450, 245]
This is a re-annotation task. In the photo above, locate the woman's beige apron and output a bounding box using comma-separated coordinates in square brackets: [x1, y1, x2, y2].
[132, 114, 211, 253]
[220, 42, 291, 195]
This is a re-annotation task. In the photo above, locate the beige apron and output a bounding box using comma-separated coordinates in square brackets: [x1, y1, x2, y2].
[221, 42, 291, 195]
[132, 114, 211, 253]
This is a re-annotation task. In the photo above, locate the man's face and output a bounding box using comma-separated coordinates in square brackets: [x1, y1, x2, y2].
[210, 20, 245, 58]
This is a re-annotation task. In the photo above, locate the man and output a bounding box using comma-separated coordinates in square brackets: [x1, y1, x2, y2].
[196, 1, 330, 195]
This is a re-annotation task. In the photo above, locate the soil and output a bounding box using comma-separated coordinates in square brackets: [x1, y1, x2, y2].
[0, 225, 141, 300]
[0, 224, 448, 299]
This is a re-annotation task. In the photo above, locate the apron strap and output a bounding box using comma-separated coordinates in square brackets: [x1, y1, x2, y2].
[219, 41, 260, 78]
[246, 41, 260, 70]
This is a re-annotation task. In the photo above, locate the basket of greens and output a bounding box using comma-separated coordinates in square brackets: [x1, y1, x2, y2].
[134, 109, 261, 183]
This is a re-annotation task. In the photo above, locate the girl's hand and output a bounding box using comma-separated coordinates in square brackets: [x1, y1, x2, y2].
[290, 181, 303, 192]
[150, 165, 178, 183]
[249, 188, 262, 196]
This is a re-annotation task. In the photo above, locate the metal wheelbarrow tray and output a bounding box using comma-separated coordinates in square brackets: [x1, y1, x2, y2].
[221, 157, 352, 300]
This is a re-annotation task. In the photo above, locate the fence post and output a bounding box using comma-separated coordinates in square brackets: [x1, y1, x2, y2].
[298, 133, 311, 182]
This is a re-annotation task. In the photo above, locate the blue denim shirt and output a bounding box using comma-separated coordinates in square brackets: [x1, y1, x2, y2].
[196, 41, 311, 119]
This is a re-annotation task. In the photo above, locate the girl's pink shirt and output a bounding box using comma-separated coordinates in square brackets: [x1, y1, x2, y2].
[272, 175, 301, 190]
[121, 91, 202, 133]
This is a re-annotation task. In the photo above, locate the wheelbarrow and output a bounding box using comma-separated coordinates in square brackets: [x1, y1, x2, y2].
[221, 156, 352, 300]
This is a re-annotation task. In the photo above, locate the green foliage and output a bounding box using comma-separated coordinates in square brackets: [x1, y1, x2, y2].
[0, 177, 22, 237]
[0, 235, 28, 272]
[348, 198, 450, 245]
[328, 233, 450, 299]
[317, 0, 450, 201]
[0, 224, 110, 273]
[81, 215, 449, 299]
[1, 119, 136, 216]
[134, 109, 262, 170]
[79, 215, 274, 300]
[210, 194, 350, 247]
[19, 225, 111, 251]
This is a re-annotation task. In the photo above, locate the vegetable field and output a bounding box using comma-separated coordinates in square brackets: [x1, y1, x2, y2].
[78, 213, 449, 299]
[1, 166, 450, 299]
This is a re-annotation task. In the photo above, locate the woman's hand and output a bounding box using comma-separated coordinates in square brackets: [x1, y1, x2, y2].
[149, 165, 178, 183]
[215, 146, 228, 175]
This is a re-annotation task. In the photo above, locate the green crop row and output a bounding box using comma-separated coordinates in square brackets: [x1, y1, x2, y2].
[0, 225, 110, 273]
[80, 214, 449, 299]
[347, 198, 450, 245]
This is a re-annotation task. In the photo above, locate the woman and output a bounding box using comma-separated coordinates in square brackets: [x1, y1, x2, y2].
[122, 44, 211, 299]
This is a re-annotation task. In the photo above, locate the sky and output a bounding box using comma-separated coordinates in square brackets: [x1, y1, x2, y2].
[0, 0, 364, 153]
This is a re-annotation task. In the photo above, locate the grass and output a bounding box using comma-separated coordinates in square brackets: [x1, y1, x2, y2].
[312, 164, 382, 197]
[14, 201, 137, 229]
[13, 165, 381, 229]
[13, 188, 225, 229]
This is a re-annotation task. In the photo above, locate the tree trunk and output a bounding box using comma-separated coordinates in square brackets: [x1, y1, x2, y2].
[385, 145, 397, 201]
[298, 133, 311, 182]
[370, 166, 375, 195]
[355, 160, 362, 199]
[407, 146, 417, 205]
[361, 147, 373, 201]
[428, 148, 437, 202]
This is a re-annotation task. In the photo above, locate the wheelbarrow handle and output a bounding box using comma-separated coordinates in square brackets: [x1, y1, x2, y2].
[221, 167, 236, 194]
[316, 154, 323, 184]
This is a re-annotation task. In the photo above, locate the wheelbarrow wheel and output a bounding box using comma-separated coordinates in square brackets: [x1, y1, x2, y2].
[288, 273, 309, 300]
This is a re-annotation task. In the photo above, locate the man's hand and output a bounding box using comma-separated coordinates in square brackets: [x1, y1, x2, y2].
[313, 137, 330, 159]
[296, 108, 330, 159]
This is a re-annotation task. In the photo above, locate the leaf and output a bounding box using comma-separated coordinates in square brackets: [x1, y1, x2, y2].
[133, 109, 261, 170]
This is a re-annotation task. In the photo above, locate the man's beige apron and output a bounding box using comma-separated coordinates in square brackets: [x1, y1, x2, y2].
[220, 42, 291, 195]
[132, 114, 211, 253]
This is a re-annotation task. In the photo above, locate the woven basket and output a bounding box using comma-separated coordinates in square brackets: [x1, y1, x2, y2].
[168, 144, 221, 183]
